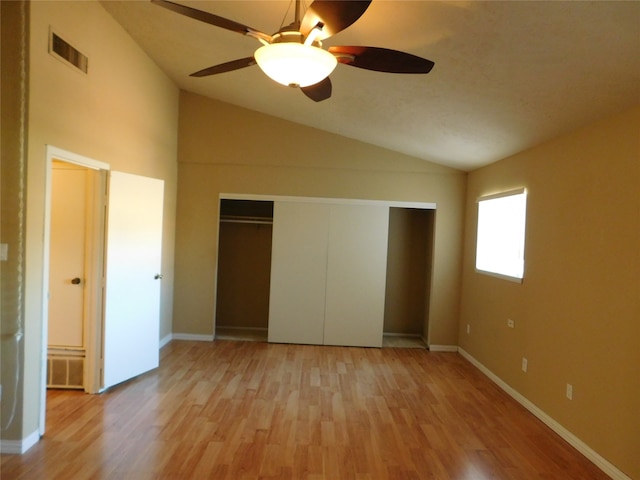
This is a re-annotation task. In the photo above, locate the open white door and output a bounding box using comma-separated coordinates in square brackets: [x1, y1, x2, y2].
[103, 171, 164, 389]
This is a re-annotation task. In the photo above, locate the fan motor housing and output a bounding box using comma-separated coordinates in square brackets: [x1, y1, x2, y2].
[272, 30, 321, 48]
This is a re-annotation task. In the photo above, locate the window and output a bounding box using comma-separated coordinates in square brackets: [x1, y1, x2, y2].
[475, 188, 527, 282]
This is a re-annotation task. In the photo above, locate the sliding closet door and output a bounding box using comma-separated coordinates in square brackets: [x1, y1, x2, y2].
[268, 202, 330, 345]
[324, 205, 389, 347]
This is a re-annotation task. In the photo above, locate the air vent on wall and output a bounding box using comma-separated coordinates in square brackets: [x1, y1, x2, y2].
[47, 356, 84, 389]
[49, 30, 88, 74]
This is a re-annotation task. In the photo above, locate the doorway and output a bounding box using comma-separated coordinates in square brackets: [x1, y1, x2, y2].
[43, 148, 109, 409]
[47, 160, 99, 390]
[40, 146, 109, 435]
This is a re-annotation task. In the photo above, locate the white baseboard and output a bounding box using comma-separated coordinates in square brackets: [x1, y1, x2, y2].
[0, 429, 40, 454]
[428, 344, 459, 352]
[458, 348, 631, 480]
[171, 333, 214, 342]
[159, 333, 172, 348]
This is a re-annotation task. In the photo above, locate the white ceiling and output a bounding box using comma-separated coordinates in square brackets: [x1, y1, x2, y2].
[101, 0, 640, 171]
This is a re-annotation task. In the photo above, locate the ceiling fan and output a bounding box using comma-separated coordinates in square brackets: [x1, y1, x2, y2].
[151, 0, 435, 102]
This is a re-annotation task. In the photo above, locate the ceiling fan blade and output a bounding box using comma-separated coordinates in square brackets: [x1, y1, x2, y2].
[329, 46, 435, 74]
[151, 0, 266, 38]
[190, 57, 256, 77]
[301, 1, 371, 41]
[301, 77, 332, 102]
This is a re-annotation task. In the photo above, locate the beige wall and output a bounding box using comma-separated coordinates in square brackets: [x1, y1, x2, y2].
[3, 0, 179, 444]
[174, 91, 467, 346]
[459, 106, 640, 478]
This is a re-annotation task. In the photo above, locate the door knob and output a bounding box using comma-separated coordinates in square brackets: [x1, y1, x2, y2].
[71, 277, 81, 285]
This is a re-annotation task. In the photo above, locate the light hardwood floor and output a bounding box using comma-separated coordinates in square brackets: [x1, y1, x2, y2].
[2, 340, 609, 479]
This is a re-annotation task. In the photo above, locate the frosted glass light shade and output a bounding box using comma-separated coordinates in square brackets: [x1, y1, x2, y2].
[254, 43, 337, 88]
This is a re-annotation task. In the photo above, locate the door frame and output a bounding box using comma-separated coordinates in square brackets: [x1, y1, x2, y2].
[40, 145, 110, 435]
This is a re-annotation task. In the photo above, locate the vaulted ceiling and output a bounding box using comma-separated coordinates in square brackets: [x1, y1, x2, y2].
[101, 1, 640, 171]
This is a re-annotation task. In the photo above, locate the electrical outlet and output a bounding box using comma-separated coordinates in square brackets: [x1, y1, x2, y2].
[507, 318, 515, 328]
[521, 357, 528, 372]
[466, 324, 471, 334]
[566, 383, 573, 400]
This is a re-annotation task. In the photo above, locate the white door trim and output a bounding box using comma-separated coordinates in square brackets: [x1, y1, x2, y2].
[40, 145, 110, 436]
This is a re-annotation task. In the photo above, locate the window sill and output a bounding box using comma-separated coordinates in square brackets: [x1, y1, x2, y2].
[475, 268, 523, 284]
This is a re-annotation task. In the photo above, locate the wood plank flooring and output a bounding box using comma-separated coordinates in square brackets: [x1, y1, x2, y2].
[1, 340, 609, 479]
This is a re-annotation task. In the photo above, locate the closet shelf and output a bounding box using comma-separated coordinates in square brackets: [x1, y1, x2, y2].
[220, 215, 273, 225]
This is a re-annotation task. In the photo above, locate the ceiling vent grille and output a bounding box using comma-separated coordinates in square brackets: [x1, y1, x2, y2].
[49, 30, 88, 74]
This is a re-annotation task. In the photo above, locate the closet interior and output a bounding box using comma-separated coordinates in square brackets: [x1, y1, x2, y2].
[214, 199, 273, 341]
[383, 207, 435, 348]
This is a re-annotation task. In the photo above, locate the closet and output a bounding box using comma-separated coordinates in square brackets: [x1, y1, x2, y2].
[215, 199, 273, 340]
[215, 196, 435, 348]
[383, 208, 435, 346]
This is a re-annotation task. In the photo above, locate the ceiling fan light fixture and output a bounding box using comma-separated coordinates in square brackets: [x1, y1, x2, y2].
[254, 43, 337, 88]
